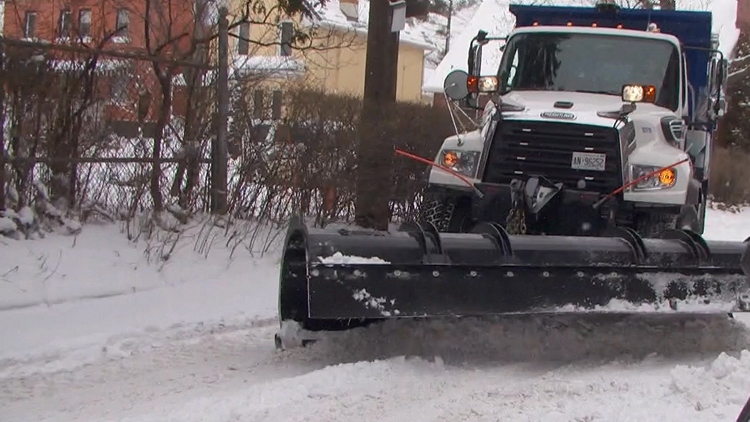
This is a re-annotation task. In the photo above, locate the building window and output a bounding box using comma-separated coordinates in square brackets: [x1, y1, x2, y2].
[111, 77, 128, 103]
[279, 21, 293, 57]
[237, 22, 250, 55]
[253, 90, 265, 119]
[59, 9, 72, 37]
[79, 9, 92, 38]
[115, 8, 129, 37]
[271, 90, 282, 120]
[24, 11, 37, 39]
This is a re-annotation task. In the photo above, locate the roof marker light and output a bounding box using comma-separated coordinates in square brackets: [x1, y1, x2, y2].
[567, 21, 573, 26]
[617, 24, 623, 28]
[532, 21, 539, 26]
[592, 22, 597, 27]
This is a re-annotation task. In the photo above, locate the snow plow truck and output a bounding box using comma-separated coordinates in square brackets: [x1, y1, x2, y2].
[275, 1, 750, 347]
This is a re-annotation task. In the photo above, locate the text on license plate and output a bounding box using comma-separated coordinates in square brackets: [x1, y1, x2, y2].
[571, 152, 606, 171]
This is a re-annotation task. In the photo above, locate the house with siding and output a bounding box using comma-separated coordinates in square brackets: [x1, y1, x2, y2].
[221, 0, 435, 114]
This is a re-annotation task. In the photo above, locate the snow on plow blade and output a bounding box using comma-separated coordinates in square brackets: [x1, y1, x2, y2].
[279, 216, 750, 323]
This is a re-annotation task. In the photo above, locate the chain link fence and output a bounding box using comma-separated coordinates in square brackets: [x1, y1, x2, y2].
[0, 36, 221, 228]
[0, 25, 464, 237]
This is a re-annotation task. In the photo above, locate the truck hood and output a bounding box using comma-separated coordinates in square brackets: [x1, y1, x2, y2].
[500, 91, 671, 125]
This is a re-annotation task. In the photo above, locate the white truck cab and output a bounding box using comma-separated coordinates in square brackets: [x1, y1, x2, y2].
[421, 3, 727, 237]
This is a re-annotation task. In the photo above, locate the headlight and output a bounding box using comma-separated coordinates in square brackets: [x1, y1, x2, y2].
[630, 165, 677, 190]
[440, 150, 481, 178]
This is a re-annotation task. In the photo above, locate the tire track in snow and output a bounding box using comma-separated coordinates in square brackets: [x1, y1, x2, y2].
[0, 321, 324, 422]
[2, 312, 750, 422]
[0, 316, 280, 379]
[108, 351, 750, 422]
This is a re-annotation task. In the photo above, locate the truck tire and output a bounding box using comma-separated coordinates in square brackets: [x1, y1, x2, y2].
[636, 205, 701, 238]
[420, 196, 451, 231]
[636, 213, 679, 238]
[419, 194, 473, 233]
[676, 204, 702, 234]
[445, 198, 473, 233]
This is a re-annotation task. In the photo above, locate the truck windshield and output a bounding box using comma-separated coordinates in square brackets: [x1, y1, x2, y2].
[497, 32, 681, 111]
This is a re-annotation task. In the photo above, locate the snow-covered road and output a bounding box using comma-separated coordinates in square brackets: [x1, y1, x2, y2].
[4, 312, 750, 422]
[2, 207, 750, 421]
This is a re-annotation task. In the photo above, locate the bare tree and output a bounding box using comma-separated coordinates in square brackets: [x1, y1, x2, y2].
[124, 0, 355, 216]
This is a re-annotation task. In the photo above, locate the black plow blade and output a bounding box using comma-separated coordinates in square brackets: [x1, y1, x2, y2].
[278, 216, 750, 333]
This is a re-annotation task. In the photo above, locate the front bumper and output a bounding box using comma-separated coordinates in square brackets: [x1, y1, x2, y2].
[473, 182, 608, 236]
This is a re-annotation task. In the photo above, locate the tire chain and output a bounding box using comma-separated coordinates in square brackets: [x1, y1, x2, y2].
[505, 207, 527, 235]
[423, 197, 526, 235]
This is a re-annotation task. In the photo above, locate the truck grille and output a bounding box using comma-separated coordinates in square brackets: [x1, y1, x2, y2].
[482, 120, 624, 193]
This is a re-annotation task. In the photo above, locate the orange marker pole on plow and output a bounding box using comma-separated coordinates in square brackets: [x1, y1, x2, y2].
[394, 149, 484, 198]
[593, 158, 689, 209]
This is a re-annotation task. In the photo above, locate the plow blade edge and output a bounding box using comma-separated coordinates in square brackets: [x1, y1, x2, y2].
[279, 217, 750, 326]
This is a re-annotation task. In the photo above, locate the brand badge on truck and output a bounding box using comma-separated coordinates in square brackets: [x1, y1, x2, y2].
[540, 111, 576, 120]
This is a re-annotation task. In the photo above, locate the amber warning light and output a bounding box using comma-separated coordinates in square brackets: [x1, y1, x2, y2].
[658, 168, 676, 186]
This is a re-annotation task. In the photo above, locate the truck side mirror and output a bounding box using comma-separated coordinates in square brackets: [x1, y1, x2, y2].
[467, 44, 480, 76]
[467, 30, 488, 76]
[705, 54, 728, 120]
[717, 97, 727, 117]
[719, 58, 728, 86]
[707, 56, 726, 94]
[713, 59, 728, 116]
[444, 69, 470, 101]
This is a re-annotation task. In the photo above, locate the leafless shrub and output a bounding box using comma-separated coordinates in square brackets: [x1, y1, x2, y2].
[0, 41, 124, 238]
[708, 146, 750, 206]
[225, 84, 455, 233]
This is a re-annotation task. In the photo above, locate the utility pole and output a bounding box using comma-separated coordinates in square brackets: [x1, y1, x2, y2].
[659, 0, 675, 9]
[354, 0, 428, 230]
[445, 0, 453, 53]
[354, 1, 401, 230]
[212, 7, 229, 215]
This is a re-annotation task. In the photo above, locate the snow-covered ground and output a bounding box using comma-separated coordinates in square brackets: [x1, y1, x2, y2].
[2, 207, 750, 421]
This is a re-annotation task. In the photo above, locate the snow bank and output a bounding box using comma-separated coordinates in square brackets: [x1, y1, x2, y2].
[104, 323, 750, 422]
[0, 219, 282, 370]
[704, 206, 750, 241]
[0, 220, 279, 311]
[671, 350, 750, 419]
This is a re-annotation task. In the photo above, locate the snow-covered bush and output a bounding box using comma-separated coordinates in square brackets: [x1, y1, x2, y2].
[226, 85, 457, 228]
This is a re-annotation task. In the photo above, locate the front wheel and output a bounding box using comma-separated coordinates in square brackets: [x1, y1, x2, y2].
[635, 205, 702, 238]
[676, 203, 704, 235]
[419, 191, 474, 233]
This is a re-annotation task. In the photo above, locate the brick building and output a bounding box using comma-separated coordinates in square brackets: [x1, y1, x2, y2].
[738, 0, 750, 31]
[2, 0, 200, 135]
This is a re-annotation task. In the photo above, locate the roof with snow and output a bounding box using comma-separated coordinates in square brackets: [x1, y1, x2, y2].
[422, 0, 742, 94]
[302, 0, 435, 51]
[231, 55, 307, 78]
[423, 0, 519, 93]
[708, 0, 741, 57]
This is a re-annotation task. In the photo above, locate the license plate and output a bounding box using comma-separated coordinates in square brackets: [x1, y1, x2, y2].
[571, 152, 606, 171]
